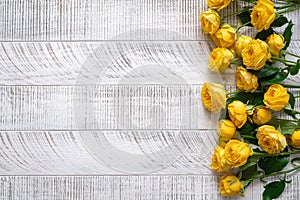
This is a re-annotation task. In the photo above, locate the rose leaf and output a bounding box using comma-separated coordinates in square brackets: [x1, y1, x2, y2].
[240, 155, 260, 171]
[279, 119, 297, 135]
[271, 16, 288, 28]
[237, 10, 252, 26]
[252, 64, 280, 78]
[262, 180, 286, 200]
[283, 21, 294, 50]
[255, 28, 274, 40]
[288, 60, 300, 76]
[258, 155, 289, 175]
[241, 164, 261, 180]
[260, 71, 289, 84]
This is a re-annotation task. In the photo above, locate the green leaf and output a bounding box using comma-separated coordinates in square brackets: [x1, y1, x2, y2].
[218, 108, 227, 120]
[289, 64, 300, 76]
[284, 104, 300, 119]
[255, 28, 274, 40]
[271, 16, 288, 28]
[241, 164, 261, 180]
[252, 64, 281, 78]
[279, 119, 297, 135]
[266, 117, 280, 129]
[288, 91, 295, 109]
[283, 21, 294, 50]
[260, 71, 289, 84]
[239, 121, 258, 145]
[258, 155, 289, 175]
[237, 10, 252, 26]
[263, 180, 285, 200]
[228, 92, 264, 105]
[240, 155, 260, 171]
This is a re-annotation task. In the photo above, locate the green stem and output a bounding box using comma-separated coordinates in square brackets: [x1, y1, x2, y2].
[278, 6, 300, 14]
[277, 118, 299, 122]
[221, 9, 249, 20]
[237, 21, 252, 32]
[249, 165, 300, 182]
[272, 56, 297, 65]
[231, 61, 241, 65]
[282, 50, 300, 59]
[275, 0, 296, 2]
[281, 83, 300, 88]
[275, 3, 297, 9]
[252, 150, 300, 157]
[295, 96, 300, 98]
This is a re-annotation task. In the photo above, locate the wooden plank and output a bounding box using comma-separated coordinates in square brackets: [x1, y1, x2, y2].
[0, 41, 234, 85]
[0, 85, 233, 130]
[0, 85, 298, 130]
[0, 0, 299, 41]
[1, 41, 300, 85]
[0, 130, 218, 175]
[1, 175, 300, 199]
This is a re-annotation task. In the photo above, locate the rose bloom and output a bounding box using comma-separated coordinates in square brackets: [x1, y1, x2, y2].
[235, 35, 253, 57]
[251, 0, 276, 32]
[266, 33, 285, 57]
[257, 125, 287, 154]
[264, 84, 290, 111]
[211, 24, 236, 48]
[228, 101, 247, 128]
[224, 139, 253, 167]
[220, 174, 243, 196]
[207, 0, 232, 11]
[217, 119, 236, 141]
[290, 130, 300, 148]
[236, 67, 258, 93]
[211, 146, 231, 172]
[208, 47, 234, 73]
[253, 107, 272, 125]
[241, 39, 270, 70]
[200, 10, 220, 35]
[201, 83, 226, 113]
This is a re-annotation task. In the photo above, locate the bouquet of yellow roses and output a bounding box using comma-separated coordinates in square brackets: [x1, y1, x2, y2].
[200, 0, 300, 199]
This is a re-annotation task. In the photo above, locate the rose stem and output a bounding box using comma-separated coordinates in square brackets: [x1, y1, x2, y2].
[282, 50, 300, 59]
[278, 6, 300, 14]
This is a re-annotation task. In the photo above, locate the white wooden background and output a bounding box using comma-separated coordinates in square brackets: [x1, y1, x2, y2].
[0, 0, 299, 199]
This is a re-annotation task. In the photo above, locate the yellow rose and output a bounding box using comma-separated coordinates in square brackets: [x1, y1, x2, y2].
[264, 84, 290, 111]
[251, 0, 276, 32]
[236, 67, 258, 93]
[228, 101, 247, 128]
[266, 33, 285, 57]
[211, 146, 231, 172]
[211, 24, 236, 48]
[290, 130, 300, 148]
[200, 10, 221, 35]
[241, 39, 270, 70]
[257, 125, 287, 154]
[207, 0, 232, 11]
[217, 119, 236, 141]
[208, 47, 234, 73]
[224, 139, 253, 167]
[201, 83, 226, 113]
[220, 174, 243, 196]
[253, 107, 272, 125]
[235, 35, 253, 57]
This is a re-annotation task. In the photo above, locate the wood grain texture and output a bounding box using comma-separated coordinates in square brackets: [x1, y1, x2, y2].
[0, 85, 239, 130]
[0, 175, 299, 200]
[0, 130, 217, 175]
[1, 41, 300, 85]
[0, 41, 233, 85]
[0, 0, 300, 199]
[0, 0, 299, 41]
